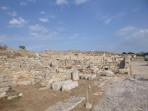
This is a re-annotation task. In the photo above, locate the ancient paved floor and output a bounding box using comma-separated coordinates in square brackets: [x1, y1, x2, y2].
[94, 61, 148, 111]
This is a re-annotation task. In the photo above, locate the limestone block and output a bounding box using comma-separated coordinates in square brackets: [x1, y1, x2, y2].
[52, 80, 72, 91]
[84, 74, 91, 79]
[0, 92, 6, 98]
[119, 68, 130, 74]
[100, 70, 114, 77]
[17, 81, 32, 85]
[62, 81, 78, 91]
[71, 69, 79, 80]
[88, 74, 96, 80]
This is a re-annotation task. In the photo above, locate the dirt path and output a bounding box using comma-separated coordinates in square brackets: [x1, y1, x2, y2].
[94, 61, 148, 111]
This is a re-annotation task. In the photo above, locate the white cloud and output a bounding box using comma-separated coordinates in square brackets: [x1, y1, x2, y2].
[39, 18, 49, 22]
[29, 24, 48, 32]
[20, 2, 28, 6]
[29, 24, 62, 40]
[1, 6, 8, 10]
[56, 0, 68, 5]
[117, 26, 137, 36]
[9, 17, 26, 26]
[116, 26, 148, 52]
[74, 0, 89, 5]
[30, 30, 59, 40]
[101, 13, 125, 24]
[8, 11, 17, 17]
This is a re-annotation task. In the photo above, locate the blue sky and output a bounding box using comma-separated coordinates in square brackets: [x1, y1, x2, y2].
[0, 0, 148, 53]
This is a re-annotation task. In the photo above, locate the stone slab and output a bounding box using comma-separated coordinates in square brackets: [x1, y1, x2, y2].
[45, 97, 85, 111]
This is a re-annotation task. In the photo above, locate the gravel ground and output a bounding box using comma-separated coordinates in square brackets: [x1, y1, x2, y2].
[94, 61, 148, 111]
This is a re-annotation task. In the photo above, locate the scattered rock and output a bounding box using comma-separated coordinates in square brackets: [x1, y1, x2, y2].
[100, 70, 114, 77]
[7, 95, 17, 100]
[85, 101, 92, 109]
[18, 93, 23, 97]
[119, 68, 130, 75]
[0, 92, 6, 98]
[62, 81, 78, 91]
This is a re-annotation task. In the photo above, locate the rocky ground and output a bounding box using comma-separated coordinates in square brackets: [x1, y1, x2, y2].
[94, 61, 148, 111]
[0, 49, 147, 111]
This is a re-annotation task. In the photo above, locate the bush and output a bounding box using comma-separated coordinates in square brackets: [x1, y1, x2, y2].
[19, 45, 26, 50]
[145, 58, 148, 61]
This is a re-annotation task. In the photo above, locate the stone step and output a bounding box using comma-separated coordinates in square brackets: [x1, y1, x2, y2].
[45, 97, 85, 111]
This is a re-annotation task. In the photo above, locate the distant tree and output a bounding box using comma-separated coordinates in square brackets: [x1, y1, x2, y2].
[136, 52, 148, 57]
[122, 52, 127, 54]
[19, 45, 26, 50]
[128, 52, 135, 54]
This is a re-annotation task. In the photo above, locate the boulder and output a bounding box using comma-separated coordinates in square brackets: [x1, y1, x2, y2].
[119, 68, 130, 74]
[0, 92, 6, 98]
[88, 74, 96, 80]
[84, 74, 91, 80]
[62, 81, 78, 91]
[100, 70, 114, 77]
[52, 80, 72, 91]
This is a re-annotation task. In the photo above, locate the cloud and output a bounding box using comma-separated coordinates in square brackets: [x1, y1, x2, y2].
[20, 2, 28, 6]
[8, 11, 17, 17]
[29, 24, 48, 32]
[1, 6, 8, 10]
[74, 0, 89, 5]
[56, 0, 68, 5]
[117, 26, 137, 36]
[29, 30, 59, 41]
[29, 24, 61, 41]
[9, 17, 26, 27]
[39, 18, 49, 22]
[101, 13, 125, 24]
[116, 26, 148, 52]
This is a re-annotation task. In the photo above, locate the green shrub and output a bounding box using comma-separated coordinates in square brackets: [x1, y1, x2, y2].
[145, 58, 148, 61]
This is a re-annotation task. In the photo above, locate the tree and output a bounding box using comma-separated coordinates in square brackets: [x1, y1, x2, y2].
[122, 52, 127, 54]
[19, 45, 26, 50]
[128, 52, 135, 54]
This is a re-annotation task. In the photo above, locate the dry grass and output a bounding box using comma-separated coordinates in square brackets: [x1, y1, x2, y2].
[0, 78, 102, 111]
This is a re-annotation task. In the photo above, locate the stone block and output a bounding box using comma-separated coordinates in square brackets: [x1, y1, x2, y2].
[100, 70, 114, 77]
[88, 74, 96, 80]
[17, 81, 31, 85]
[0, 92, 6, 98]
[84, 74, 91, 79]
[62, 81, 78, 91]
[119, 69, 130, 74]
[71, 69, 79, 81]
[52, 80, 72, 91]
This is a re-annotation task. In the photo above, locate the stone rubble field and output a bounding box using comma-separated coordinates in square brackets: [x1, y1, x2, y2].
[0, 49, 147, 111]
